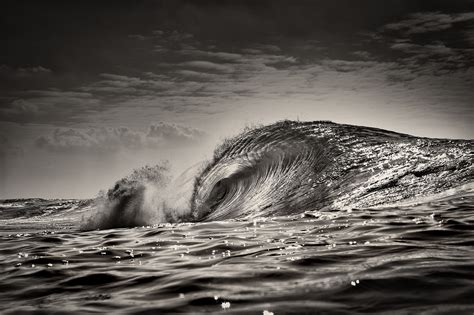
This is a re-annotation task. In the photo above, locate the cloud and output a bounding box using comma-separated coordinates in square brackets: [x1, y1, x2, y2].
[180, 61, 235, 73]
[0, 65, 52, 78]
[35, 122, 207, 153]
[388, 39, 474, 72]
[365, 12, 474, 74]
[79, 73, 174, 96]
[147, 122, 206, 143]
[167, 30, 194, 41]
[152, 30, 164, 36]
[127, 29, 194, 43]
[352, 51, 373, 60]
[179, 49, 244, 62]
[35, 127, 143, 153]
[17, 66, 52, 75]
[321, 59, 378, 73]
[75, 46, 302, 119]
[390, 42, 453, 55]
[0, 90, 100, 124]
[128, 34, 147, 40]
[98, 73, 171, 90]
[384, 12, 474, 35]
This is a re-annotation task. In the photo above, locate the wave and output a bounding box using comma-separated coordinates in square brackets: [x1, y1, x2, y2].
[192, 121, 472, 220]
[83, 120, 473, 229]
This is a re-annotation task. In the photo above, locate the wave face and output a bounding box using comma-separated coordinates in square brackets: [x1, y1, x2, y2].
[191, 121, 473, 221]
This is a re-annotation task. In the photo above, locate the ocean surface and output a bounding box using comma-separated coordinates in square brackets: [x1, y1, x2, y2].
[1, 191, 473, 314]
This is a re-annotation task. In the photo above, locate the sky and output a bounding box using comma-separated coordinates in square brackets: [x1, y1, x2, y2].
[1, 0, 473, 198]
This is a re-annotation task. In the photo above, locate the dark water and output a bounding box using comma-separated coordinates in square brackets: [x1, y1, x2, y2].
[1, 191, 473, 314]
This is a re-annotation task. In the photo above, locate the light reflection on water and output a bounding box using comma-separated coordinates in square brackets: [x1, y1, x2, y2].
[0, 193, 473, 314]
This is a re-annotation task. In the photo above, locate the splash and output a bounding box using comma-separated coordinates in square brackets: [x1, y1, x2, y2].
[81, 162, 200, 230]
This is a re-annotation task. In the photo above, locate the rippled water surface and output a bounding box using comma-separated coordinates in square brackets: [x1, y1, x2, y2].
[1, 193, 474, 314]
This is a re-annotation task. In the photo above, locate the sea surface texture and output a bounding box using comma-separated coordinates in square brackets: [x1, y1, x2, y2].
[0, 121, 473, 314]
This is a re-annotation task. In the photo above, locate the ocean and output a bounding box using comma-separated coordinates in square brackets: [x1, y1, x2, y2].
[0, 192, 473, 314]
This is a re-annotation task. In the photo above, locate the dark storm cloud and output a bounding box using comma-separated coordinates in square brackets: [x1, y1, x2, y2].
[35, 122, 207, 153]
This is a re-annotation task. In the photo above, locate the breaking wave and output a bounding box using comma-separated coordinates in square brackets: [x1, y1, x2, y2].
[81, 162, 199, 230]
[83, 121, 473, 229]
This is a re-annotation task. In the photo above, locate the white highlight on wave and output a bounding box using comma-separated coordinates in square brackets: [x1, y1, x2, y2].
[192, 142, 317, 221]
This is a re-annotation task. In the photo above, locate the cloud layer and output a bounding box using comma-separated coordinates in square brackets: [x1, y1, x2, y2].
[35, 122, 206, 153]
[384, 12, 474, 35]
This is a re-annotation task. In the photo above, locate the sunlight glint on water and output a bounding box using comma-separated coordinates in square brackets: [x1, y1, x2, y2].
[0, 192, 473, 314]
